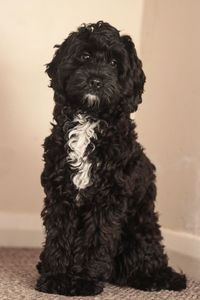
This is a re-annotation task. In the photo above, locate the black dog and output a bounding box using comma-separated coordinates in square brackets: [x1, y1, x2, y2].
[36, 21, 186, 296]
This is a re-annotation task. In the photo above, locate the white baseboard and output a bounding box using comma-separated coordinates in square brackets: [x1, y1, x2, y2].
[0, 212, 200, 261]
[162, 228, 200, 261]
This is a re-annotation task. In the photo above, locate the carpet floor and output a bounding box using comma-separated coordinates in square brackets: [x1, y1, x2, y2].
[0, 248, 200, 300]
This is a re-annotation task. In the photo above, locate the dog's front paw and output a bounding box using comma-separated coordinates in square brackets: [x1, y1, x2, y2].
[36, 274, 104, 296]
[72, 278, 104, 296]
[35, 273, 72, 295]
[128, 267, 187, 291]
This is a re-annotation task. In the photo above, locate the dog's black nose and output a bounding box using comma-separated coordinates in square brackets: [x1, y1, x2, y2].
[89, 79, 102, 90]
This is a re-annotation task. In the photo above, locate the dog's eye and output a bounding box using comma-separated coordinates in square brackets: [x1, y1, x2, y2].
[81, 53, 91, 61]
[110, 59, 117, 67]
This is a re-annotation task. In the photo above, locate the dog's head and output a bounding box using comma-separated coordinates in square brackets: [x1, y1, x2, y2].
[46, 21, 145, 113]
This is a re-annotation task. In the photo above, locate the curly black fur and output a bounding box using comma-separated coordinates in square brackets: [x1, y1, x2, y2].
[36, 21, 187, 296]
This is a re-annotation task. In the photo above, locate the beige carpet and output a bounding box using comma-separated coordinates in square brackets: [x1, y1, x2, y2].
[0, 248, 200, 300]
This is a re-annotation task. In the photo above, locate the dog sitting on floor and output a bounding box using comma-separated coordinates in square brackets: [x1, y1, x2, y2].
[36, 21, 186, 296]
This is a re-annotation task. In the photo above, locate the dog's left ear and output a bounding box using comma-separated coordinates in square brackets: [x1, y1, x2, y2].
[121, 35, 146, 112]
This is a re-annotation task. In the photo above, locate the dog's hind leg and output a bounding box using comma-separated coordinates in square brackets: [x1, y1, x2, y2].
[110, 183, 187, 291]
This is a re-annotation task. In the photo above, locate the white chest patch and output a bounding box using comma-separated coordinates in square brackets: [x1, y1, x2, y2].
[67, 114, 99, 191]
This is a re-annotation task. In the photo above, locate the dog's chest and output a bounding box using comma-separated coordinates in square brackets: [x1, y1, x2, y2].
[66, 114, 99, 191]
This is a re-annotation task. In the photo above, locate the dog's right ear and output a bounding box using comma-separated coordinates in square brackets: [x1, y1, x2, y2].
[45, 32, 77, 90]
[45, 44, 61, 79]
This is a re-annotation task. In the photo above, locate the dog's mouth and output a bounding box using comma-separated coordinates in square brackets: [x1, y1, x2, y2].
[83, 93, 100, 107]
